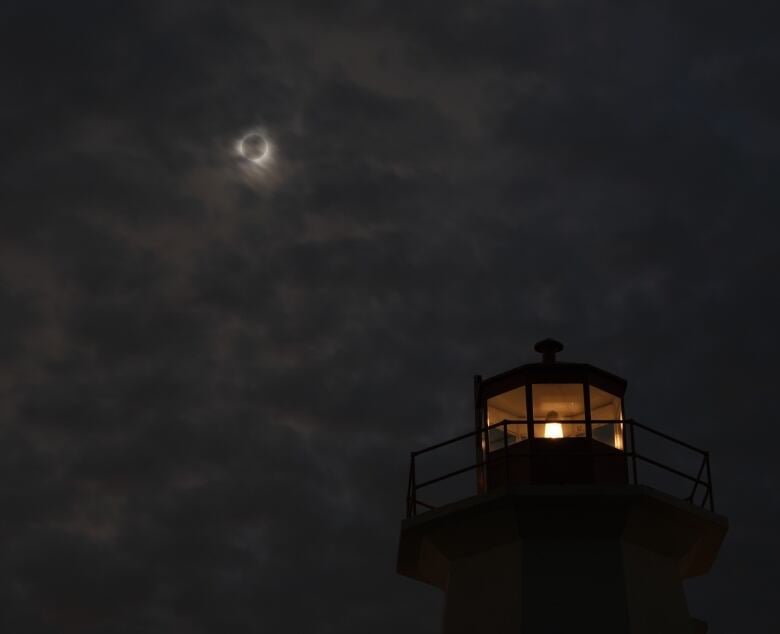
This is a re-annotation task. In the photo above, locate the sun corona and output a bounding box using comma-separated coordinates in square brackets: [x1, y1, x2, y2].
[237, 132, 271, 165]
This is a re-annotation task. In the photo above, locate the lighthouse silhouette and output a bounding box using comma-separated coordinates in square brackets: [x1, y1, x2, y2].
[398, 340, 727, 634]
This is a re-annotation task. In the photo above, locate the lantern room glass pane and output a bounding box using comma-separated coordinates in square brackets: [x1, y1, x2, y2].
[532, 384, 587, 438]
[590, 386, 622, 420]
[590, 386, 624, 449]
[487, 386, 527, 451]
[592, 422, 624, 449]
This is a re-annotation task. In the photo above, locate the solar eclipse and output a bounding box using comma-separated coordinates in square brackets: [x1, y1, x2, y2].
[238, 132, 270, 164]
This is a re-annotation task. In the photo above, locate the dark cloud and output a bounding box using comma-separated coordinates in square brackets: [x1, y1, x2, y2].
[1, 1, 779, 632]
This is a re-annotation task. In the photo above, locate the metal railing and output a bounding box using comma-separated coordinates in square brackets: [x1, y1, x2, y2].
[405, 419, 714, 518]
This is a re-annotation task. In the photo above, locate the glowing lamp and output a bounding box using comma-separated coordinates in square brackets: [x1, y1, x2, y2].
[543, 410, 564, 438]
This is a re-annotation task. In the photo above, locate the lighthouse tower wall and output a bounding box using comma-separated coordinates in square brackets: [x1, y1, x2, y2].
[398, 486, 726, 634]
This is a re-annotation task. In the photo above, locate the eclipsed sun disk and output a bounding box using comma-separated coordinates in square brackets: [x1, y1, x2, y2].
[239, 133, 269, 163]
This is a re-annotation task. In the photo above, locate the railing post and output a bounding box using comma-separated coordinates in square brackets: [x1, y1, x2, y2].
[705, 453, 715, 512]
[620, 421, 629, 482]
[408, 453, 417, 518]
[406, 453, 411, 517]
[503, 421, 509, 488]
[689, 455, 707, 505]
[474, 375, 483, 494]
[630, 420, 638, 485]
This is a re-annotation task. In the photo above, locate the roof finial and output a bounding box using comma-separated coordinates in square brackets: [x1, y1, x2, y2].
[534, 338, 564, 364]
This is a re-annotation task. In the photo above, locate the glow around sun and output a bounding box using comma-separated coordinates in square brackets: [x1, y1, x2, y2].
[237, 131, 272, 166]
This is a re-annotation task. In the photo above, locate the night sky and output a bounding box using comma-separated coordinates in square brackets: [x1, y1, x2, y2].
[3, 2, 779, 632]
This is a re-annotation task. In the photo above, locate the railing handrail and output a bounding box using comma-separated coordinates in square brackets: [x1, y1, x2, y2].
[412, 427, 483, 457]
[629, 419, 708, 455]
[405, 419, 715, 518]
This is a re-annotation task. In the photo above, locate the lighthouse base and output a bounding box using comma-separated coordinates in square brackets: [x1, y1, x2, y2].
[398, 486, 726, 634]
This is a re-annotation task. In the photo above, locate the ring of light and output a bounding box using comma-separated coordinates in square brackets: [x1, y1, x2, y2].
[239, 133, 269, 164]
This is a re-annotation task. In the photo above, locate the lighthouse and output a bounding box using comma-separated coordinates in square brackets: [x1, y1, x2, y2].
[397, 340, 727, 633]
